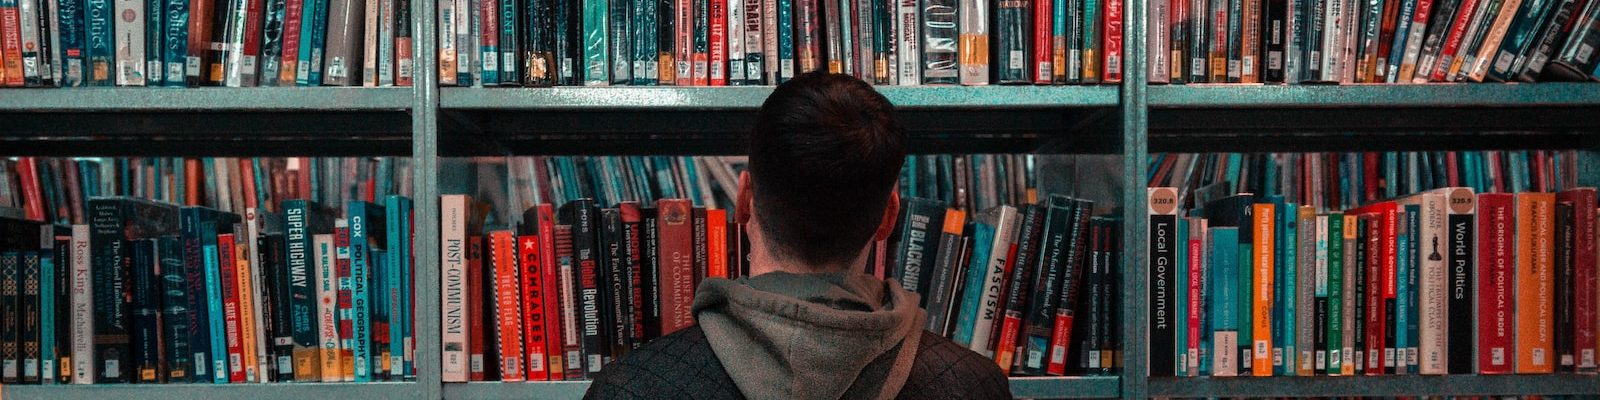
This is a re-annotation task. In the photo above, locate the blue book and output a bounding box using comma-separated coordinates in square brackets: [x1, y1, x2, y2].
[297, 0, 330, 85]
[951, 222, 996, 348]
[347, 201, 386, 381]
[1386, 0, 1419, 81]
[201, 221, 230, 383]
[40, 250, 54, 384]
[163, 0, 188, 86]
[56, 0, 86, 86]
[83, 0, 115, 86]
[384, 196, 412, 379]
[1211, 227, 1240, 376]
[1175, 218, 1190, 376]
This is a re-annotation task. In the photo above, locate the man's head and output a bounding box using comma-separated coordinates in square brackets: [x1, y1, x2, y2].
[737, 72, 906, 271]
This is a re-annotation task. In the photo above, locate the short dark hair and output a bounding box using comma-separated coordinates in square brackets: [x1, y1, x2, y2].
[749, 72, 906, 267]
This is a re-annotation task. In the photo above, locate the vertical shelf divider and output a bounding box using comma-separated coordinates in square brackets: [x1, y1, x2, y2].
[413, 0, 444, 395]
[1120, 0, 1150, 395]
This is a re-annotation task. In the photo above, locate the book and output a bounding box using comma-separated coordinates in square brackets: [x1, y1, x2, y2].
[1478, 192, 1515, 374]
[1149, 188, 1180, 376]
[1514, 192, 1555, 374]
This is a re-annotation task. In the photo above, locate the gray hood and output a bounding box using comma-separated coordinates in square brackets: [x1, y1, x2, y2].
[692, 271, 927, 400]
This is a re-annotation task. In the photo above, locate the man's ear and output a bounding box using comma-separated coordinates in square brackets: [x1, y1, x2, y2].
[872, 189, 900, 242]
[736, 171, 753, 224]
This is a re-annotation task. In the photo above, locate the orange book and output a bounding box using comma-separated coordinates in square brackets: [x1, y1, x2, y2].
[1252, 202, 1275, 375]
[489, 231, 526, 381]
[706, 209, 728, 279]
[1515, 193, 1556, 374]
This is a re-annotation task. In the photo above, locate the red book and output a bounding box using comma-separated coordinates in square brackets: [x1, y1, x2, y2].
[709, 0, 727, 85]
[15, 158, 44, 221]
[657, 199, 697, 336]
[553, 224, 585, 379]
[535, 205, 564, 381]
[1102, 0, 1124, 82]
[706, 209, 728, 279]
[489, 231, 525, 381]
[620, 203, 646, 348]
[0, 3, 21, 87]
[1430, 0, 1482, 81]
[238, 159, 258, 210]
[1363, 154, 1380, 203]
[218, 234, 247, 383]
[335, 223, 354, 380]
[1557, 189, 1598, 372]
[1477, 193, 1515, 374]
[279, 0, 306, 84]
[466, 235, 487, 381]
[242, 0, 266, 85]
[1445, 152, 1460, 187]
[1033, 0, 1052, 83]
[518, 235, 548, 381]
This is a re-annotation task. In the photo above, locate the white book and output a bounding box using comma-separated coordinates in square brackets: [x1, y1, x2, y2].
[440, 195, 470, 382]
[967, 205, 1018, 357]
[114, 0, 146, 85]
[455, 0, 471, 85]
[378, 0, 395, 86]
[728, 0, 746, 82]
[439, 0, 457, 85]
[1285, 0, 1302, 81]
[223, 0, 250, 86]
[363, 0, 381, 86]
[956, 0, 988, 85]
[245, 208, 273, 382]
[896, 0, 920, 85]
[48, 0, 64, 84]
[1149, 0, 1169, 83]
[19, 0, 42, 82]
[1418, 193, 1449, 375]
[70, 225, 94, 384]
[315, 233, 342, 382]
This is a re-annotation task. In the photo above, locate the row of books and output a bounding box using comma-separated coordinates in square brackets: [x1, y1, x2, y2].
[1146, 0, 1600, 83]
[439, 192, 1128, 381]
[0, 0, 418, 87]
[437, 0, 1131, 86]
[0, 157, 414, 225]
[0, 194, 417, 384]
[1148, 185, 1598, 376]
[486, 154, 1036, 228]
[1147, 150, 1581, 216]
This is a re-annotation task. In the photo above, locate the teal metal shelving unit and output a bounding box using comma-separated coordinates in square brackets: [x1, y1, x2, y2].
[4, 0, 1600, 395]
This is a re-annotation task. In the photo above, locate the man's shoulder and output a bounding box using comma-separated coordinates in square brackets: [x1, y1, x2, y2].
[584, 327, 743, 400]
[901, 331, 1014, 400]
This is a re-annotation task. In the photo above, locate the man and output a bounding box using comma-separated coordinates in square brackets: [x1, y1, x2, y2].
[585, 72, 1012, 400]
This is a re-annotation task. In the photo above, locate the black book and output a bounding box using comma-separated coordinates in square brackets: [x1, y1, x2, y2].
[129, 238, 163, 383]
[892, 198, 948, 297]
[943, 231, 976, 337]
[994, 0, 1031, 83]
[282, 200, 335, 381]
[924, 209, 968, 333]
[88, 197, 179, 383]
[1542, 0, 1600, 81]
[259, 221, 290, 381]
[609, 0, 633, 84]
[656, 0, 676, 85]
[53, 231, 73, 384]
[158, 234, 191, 382]
[557, 0, 581, 84]
[1265, 0, 1290, 82]
[21, 250, 41, 384]
[179, 206, 231, 383]
[1148, 194, 1179, 377]
[1018, 195, 1076, 375]
[1515, 0, 1583, 81]
[600, 208, 632, 358]
[524, 0, 556, 85]
[559, 199, 608, 374]
[1445, 191, 1476, 374]
[1107, 221, 1123, 374]
[1555, 202, 1575, 371]
[498, 0, 521, 85]
[639, 207, 661, 341]
[1, 251, 20, 384]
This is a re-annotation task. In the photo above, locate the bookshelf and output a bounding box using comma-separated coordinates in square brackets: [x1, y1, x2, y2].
[5, 0, 1600, 395]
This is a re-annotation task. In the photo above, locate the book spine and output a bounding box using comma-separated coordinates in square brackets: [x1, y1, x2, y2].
[1084, 0, 1102, 82]
[1560, 189, 1598, 372]
[220, 0, 247, 86]
[554, 224, 584, 379]
[693, 0, 710, 83]
[1020, 198, 1072, 375]
[330, 222, 351, 381]
[1445, 0, 1500, 80]
[569, 202, 607, 373]
[376, 0, 395, 85]
[1150, 0, 1170, 83]
[1150, 189, 1180, 377]
[710, 0, 727, 84]
[55, 0, 84, 85]
[18, 0, 44, 85]
[278, 0, 304, 83]
[1208, 0, 1226, 81]
[1327, 215, 1345, 375]
[995, 206, 1043, 374]
[578, 0, 606, 84]
[489, 232, 524, 381]
[285, 203, 323, 381]
[1419, 195, 1448, 375]
[536, 205, 566, 380]
[925, 210, 969, 334]
[22, 251, 43, 383]
[318, 232, 345, 381]
[742, 0, 762, 83]
[1032, 0, 1052, 82]
[394, 0, 413, 85]
[1515, 193, 1556, 373]
[42, 238, 58, 384]
[349, 204, 375, 381]
[1, 252, 18, 382]
[1484, 0, 1557, 81]
[322, 0, 364, 85]
[1552, 0, 1600, 76]
[1556, 203, 1575, 371]
[1439, 189, 1477, 374]
[1465, 0, 1524, 80]
[1249, 203, 1274, 375]
[440, 197, 468, 382]
[519, 234, 548, 380]
[1514, 0, 1581, 81]
[69, 226, 93, 383]
[1382, 0, 1418, 81]
[601, 210, 629, 362]
[726, 0, 744, 83]
[88, 201, 129, 382]
[1411, 0, 1457, 81]
[1187, 0, 1207, 82]
[84, 0, 113, 85]
[1478, 193, 1513, 374]
[1298, 208, 1317, 376]
[199, 223, 229, 383]
[1211, 227, 1239, 376]
[1431, 0, 1482, 80]
[628, 0, 657, 84]
[1266, 0, 1289, 82]
[259, 0, 286, 85]
[994, 0, 1028, 83]
[360, 0, 378, 85]
[112, 0, 145, 85]
[476, 0, 495, 83]
[438, 0, 456, 84]
[920, 0, 956, 83]
[466, 235, 486, 381]
[218, 234, 245, 383]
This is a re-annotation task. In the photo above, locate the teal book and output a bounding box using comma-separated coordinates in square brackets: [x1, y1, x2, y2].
[298, 0, 331, 85]
[347, 201, 387, 381]
[1211, 227, 1240, 376]
[385, 196, 413, 379]
[1081, 0, 1101, 83]
[777, 0, 795, 82]
[39, 250, 53, 384]
[1278, 199, 1297, 375]
[583, 0, 610, 84]
[951, 222, 996, 348]
[201, 221, 229, 383]
[1327, 215, 1344, 374]
[83, 0, 115, 86]
[1175, 217, 1190, 375]
[1393, 203, 1414, 374]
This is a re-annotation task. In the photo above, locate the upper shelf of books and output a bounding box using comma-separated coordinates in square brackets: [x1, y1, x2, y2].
[0, 88, 414, 157]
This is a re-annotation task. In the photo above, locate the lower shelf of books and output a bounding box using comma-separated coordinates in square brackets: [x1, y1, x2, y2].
[1, 381, 419, 400]
[1147, 374, 1600, 397]
[441, 376, 1123, 399]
